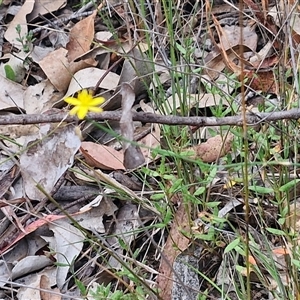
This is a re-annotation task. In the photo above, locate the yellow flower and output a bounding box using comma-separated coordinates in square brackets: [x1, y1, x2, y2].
[64, 89, 105, 120]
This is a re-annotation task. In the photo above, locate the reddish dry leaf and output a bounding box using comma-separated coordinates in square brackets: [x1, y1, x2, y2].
[157, 201, 191, 300]
[66, 11, 97, 62]
[0, 207, 99, 255]
[0, 214, 66, 254]
[245, 70, 277, 94]
[272, 247, 289, 255]
[251, 54, 280, 69]
[244, 0, 280, 50]
[192, 133, 233, 163]
[80, 141, 125, 170]
[248, 255, 257, 265]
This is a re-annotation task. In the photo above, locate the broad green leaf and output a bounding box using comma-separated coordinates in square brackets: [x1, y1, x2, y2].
[194, 186, 205, 196]
[266, 228, 286, 235]
[248, 185, 274, 194]
[224, 237, 240, 253]
[279, 179, 300, 192]
[292, 259, 300, 268]
[150, 193, 165, 201]
[4, 65, 16, 81]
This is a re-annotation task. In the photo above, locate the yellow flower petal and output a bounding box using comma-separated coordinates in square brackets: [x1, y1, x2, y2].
[65, 97, 81, 106]
[88, 106, 103, 113]
[89, 97, 105, 106]
[77, 107, 89, 119]
[77, 89, 90, 102]
[64, 89, 104, 119]
[69, 106, 80, 116]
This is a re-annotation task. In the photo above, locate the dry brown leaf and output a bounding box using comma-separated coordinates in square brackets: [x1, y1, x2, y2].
[106, 204, 140, 269]
[220, 25, 257, 52]
[47, 219, 84, 289]
[20, 124, 81, 200]
[80, 141, 125, 170]
[23, 80, 60, 114]
[192, 133, 233, 163]
[204, 49, 238, 79]
[1, 206, 25, 233]
[286, 199, 300, 234]
[28, 0, 67, 21]
[157, 199, 191, 300]
[65, 67, 120, 97]
[4, 0, 35, 48]
[206, 14, 258, 79]
[40, 275, 61, 300]
[0, 74, 25, 111]
[139, 101, 160, 163]
[0, 214, 66, 254]
[66, 11, 96, 62]
[39, 48, 96, 92]
[245, 70, 277, 94]
[120, 83, 145, 169]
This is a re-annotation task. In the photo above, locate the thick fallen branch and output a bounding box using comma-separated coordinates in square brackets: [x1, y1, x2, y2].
[1, 108, 300, 126]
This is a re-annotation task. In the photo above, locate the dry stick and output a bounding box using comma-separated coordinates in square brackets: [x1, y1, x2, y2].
[1, 108, 300, 126]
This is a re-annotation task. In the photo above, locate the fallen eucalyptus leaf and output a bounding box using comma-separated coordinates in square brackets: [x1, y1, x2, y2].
[120, 83, 145, 169]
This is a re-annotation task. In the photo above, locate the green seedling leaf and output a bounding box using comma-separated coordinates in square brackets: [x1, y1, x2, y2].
[292, 259, 300, 268]
[205, 201, 221, 208]
[194, 186, 205, 196]
[194, 233, 214, 241]
[75, 279, 87, 296]
[162, 174, 176, 180]
[153, 223, 167, 229]
[281, 206, 289, 218]
[175, 42, 186, 55]
[150, 193, 165, 201]
[279, 179, 300, 192]
[235, 265, 247, 274]
[234, 245, 245, 256]
[266, 228, 286, 235]
[4, 65, 16, 81]
[207, 166, 218, 182]
[224, 237, 240, 253]
[248, 185, 274, 194]
[15, 24, 21, 34]
[169, 178, 183, 194]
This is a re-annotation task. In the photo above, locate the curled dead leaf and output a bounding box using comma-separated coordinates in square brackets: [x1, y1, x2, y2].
[190, 133, 233, 163]
[120, 83, 145, 169]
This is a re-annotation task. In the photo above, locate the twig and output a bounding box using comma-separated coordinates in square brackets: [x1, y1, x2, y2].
[0, 109, 300, 126]
[30, 1, 122, 35]
[31, 11, 94, 35]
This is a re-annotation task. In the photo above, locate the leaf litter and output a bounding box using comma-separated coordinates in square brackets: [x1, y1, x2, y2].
[0, 0, 299, 299]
